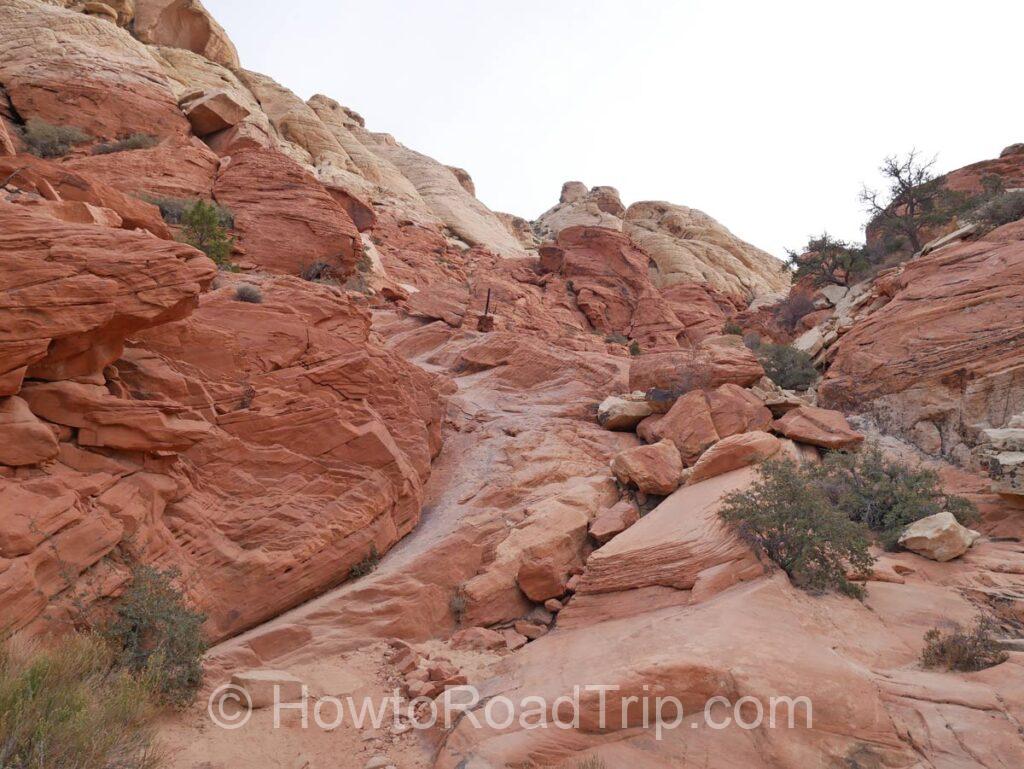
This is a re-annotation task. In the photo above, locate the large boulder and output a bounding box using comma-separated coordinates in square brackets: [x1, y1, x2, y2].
[610, 439, 683, 495]
[182, 90, 251, 136]
[597, 393, 653, 431]
[646, 389, 720, 465]
[0, 396, 59, 466]
[687, 431, 782, 485]
[898, 512, 979, 562]
[771, 405, 864, 449]
[629, 342, 764, 403]
[133, 0, 240, 68]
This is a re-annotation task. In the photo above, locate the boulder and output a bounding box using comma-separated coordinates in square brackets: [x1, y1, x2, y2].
[0, 396, 59, 466]
[516, 558, 568, 602]
[449, 627, 505, 651]
[183, 90, 251, 136]
[897, 512, 978, 562]
[610, 439, 683, 495]
[645, 390, 719, 465]
[629, 342, 763, 404]
[687, 431, 782, 485]
[706, 383, 773, 436]
[133, 0, 240, 68]
[230, 669, 305, 709]
[588, 499, 640, 544]
[513, 620, 548, 640]
[597, 393, 652, 431]
[771, 406, 864, 449]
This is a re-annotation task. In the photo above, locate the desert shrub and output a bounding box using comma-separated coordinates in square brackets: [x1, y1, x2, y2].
[775, 292, 817, 331]
[921, 619, 1008, 672]
[817, 446, 978, 550]
[719, 459, 874, 598]
[742, 330, 762, 351]
[101, 566, 205, 708]
[300, 260, 335, 282]
[785, 235, 870, 288]
[604, 332, 628, 345]
[350, 545, 380, 578]
[141, 195, 233, 228]
[233, 284, 262, 303]
[629, 340, 642, 356]
[18, 118, 92, 158]
[757, 343, 818, 390]
[178, 199, 234, 268]
[91, 133, 158, 155]
[0, 634, 163, 769]
[722, 320, 743, 336]
[576, 758, 607, 769]
[449, 586, 468, 624]
[970, 190, 1024, 230]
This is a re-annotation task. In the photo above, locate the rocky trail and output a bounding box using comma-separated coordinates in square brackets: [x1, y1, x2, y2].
[2, 2, 1024, 768]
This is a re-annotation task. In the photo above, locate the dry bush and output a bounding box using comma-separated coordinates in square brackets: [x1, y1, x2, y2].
[234, 284, 263, 303]
[18, 118, 91, 157]
[921, 619, 1008, 672]
[775, 292, 816, 331]
[91, 133, 157, 155]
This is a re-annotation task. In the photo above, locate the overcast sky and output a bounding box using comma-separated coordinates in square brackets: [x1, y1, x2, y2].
[206, 0, 1023, 257]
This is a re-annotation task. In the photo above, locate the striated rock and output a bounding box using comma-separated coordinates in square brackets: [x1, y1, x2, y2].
[610, 439, 683, 495]
[534, 183, 625, 238]
[898, 512, 978, 561]
[687, 431, 781, 484]
[64, 138, 219, 199]
[646, 389, 720, 464]
[0, 0, 189, 139]
[596, 393, 652, 431]
[0, 396, 59, 466]
[182, 90, 251, 136]
[516, 558, 568, 603]
[0, 202, 214, 392]
[230, 669, 305, 709]
[588, 499, 640, 544]
[133, 0, 240, 68]
[213, 148, 361, 276]
[629, 341, 763, 400]
[771, 405, 864, 449]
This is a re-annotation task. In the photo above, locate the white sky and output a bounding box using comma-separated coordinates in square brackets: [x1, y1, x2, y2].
[206, 0, 1023, 257]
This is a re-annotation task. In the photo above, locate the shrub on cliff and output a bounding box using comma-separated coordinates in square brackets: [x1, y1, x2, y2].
[817, 446, 978, 550]
[757, 343, 818, 391]
[92, 133, 158, 155]
[970, 190, 1024, 230]
[0, 633, 163, 769]
[102, 566, 205, 708]
[921, 619, 1008, 672]
[179, 199, 234, 268]
[785, 234, 870, 288]
[143, 195, 233, 228]
[775, 291, 817, 330]
[18, 118, 92, 158]
[719, 459, 874, 598]
[234, 283, 262, 303]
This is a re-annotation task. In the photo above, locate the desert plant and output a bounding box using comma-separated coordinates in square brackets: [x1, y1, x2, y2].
[449, 585, 468, 624]
[757, 343, 818, 391]
[722, 320, 743, 336]
[141, 195, 233, 228]
[969, 190, 1024, 230]
[785, 234, 870, 288]
[233, 284, 262, 303]
[775, 291, 817, 331]
[817, 445, 978, 550]
[720, 459, 874, 597]
[350, 546, 380, 578]
[921, 619, 1008, 672]
[0, 634, 164, 769]
[575, 758, 607, 769]
[629, 340, 642, 356]
[742, 330, 762, 351]
[18, 118, 91, 158]
[101, 566, 205, 708]
[603, 332, 629, 345]
[300, 260, 335, 282]
[91, 133, 158, 155]
[178, 199, 234, 268]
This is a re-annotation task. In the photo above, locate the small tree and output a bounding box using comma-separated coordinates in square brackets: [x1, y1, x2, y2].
[102, 566, 206, 708]
[179, 199, 234, 267]
[757, 343, 818, 390]
[775, 292, 817, 331]
[785, 234, 870, 287]
[719, 459, 875, 598]
[860, 150, 973, 254]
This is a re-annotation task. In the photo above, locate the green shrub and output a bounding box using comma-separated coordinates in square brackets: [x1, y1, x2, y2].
[722, 321, 743, 336]
[817, 445, 978, 550]
[742, 330, 762, 350]
[970, 190, 1024, 230]
[91, 133, 158, 155]
[0, 634, 163, 769]
[628, 340, 642, 356]
[785, 235, 870, 288]
[178, 199, 234, 268]
[603, 332, 629, 345]
[102, 566, 205, 708]
[234, 284, 262, 303]
[921, 619, 1008, 672]
[757, 343, 818, 390]
[18, 118, 92, 158]
[719, 459, 874, 598]
[141, 194, 233, 228]
[350, 545, 380, 578]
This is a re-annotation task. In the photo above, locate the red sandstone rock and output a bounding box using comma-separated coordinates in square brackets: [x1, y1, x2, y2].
[771, 405, 864, 449]
[214, 148, 361, 276]
[183, 91, 250, 136]
[65, 139, 219, 199]
[0, 396, 59, 466]
[687, 430, 782, 484]
[588, 499, 640, 544]
[610, 439, 683, 495]
[449, 627, 505, 651]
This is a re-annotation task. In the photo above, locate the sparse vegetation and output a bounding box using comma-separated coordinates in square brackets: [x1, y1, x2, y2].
[722, 320, 743, 336]
[969, 189, 1024, 230]
[603, 332, 629, 345]
[774, 291, 817, 331]
[300, 260, 336, 282]
[18, 118, 92, 158]
[449, 585, 468, 624]
[575, 758, 607, 769]
[757, 343, 818, 391]
[629, 340, 642, 356]
[785, 234, 870, 288]
[349, 545, 380, 578]
[141, 194, 234, 228]
[234, 283, 262, 303]
[742, 330, 762, 351]
[0, 633, 164, 769]
[343, 253, 375, 295]
[91, 133, 158, 155]
[644, 347, 713, 408]
[817, 445, 978, 550]
[719, 459, 874, 598]
[921, 619, 1008, 672]
[101, 566, 205, 708]
[178, 199, 235, 268]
